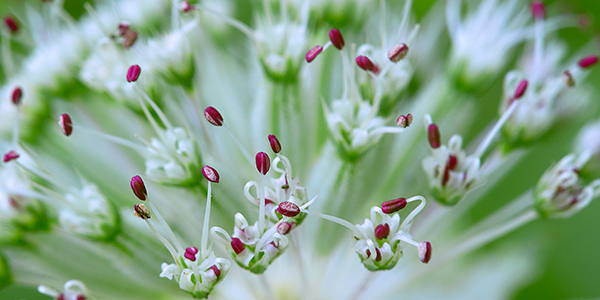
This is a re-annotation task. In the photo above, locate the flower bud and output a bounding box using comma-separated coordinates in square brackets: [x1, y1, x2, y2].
[202, 165, 220, 183]
[381, 198, 407, 214]
[268, 135, 281, 153]
[328, 28, 345, 50]
[418, 241, 432, 263]
[305, 46, 323, 63]
[133, 204, 150, 219]
[130, 175, 147, 201]
[388, 44, 409, 63]
[11, 87, 22, 106]
[231, 237, 245, 254]
[374, 223, 390, 240]
[255, 152, 270, 175]
[126, 65, 141, 82]
[356, 56, 375, 72]
[428, 124, 441, 149]
[277, 222, 293, 235]
[277, 201, 300, 217]
[58, 113, 73, 136]
[3, 151, 19, 163]
[578, 55, 598, 68]
[204, 106, 223, 126]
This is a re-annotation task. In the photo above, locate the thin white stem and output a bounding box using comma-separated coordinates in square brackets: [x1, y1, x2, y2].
[394, 232, 420, 247]
[276, 154, 298, 197]
[474, 99, 520, 158]
[258, 174, 266, 234]
[533, 19, 544, 82]
[15, 162, 70, 193]
[143, 219, 179, 262]
[136, 85, 174, 130]
[146, 197, 184, 253]
[303, 210, 362, 237]
[401, 196, 426, 231]
[134, 91, 165, 141]
[201, 182, 212, 258]
[1, 31, 15, 78]
[72, 125, 142, 152]
[171, 0, 179, 30]
[262, 0, 273, 27]
[12, 107, 20, 146]
[223, 124, 254, 165]
[197, 5, 256, 41]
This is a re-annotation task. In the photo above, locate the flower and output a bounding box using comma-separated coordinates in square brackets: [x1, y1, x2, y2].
[0, 0, 599, 299]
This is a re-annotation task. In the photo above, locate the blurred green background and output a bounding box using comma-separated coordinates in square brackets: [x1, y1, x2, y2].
[0, 0, 599, 299]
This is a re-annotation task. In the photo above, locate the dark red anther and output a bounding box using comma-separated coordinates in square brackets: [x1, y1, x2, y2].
[58, 113, 73, 136]
[57, 294, 65, 300]
[265, 198, 275, 205]
[118, 23, 130, 36]
[11, 87, 22, 106]
[76, 296, 86, 300]
[366, 249, 371, 258]
[578, 55, 598, 68]
[530, 1, 545, 19]
[231, 237, 245, 254]
[256, 152, 270, 175]
[356, 56, 375, 72]
[381, 198, 407, 214]
[428, 124, 441, 149]
[130, 175, 147, 201]
[204, 106, 224, 126]
[123, 30, 138, 48]
[305, 46, 323, 63]
[372, 64, 381, 75]
[513, 79, 528, 100]
[277, 222, 293, 235]
[181, 1, 195, 12]
[328, 28, 344, 50]
[4, 16, 18, 33]
[419, 241, 432, 264]
[209, 265, 221, 279]
[3, 151, 19, 163]
[375, 248, 382, 262]
[126, 64, 141, 82]
[184, 247, 198, 261]
[442, 155, 458, 187]
[396, 113, 413, 128]
[388, 43, 409, 62]
[277, 201, 300, 217]
[133, 204, 150, 219]
[268, 134, 281, 153]
[202, 165, 220, 183]
[374, 223, 390, 240]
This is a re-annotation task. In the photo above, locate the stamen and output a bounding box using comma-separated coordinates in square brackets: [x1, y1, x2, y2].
[118, 23, 130, 36]
[133, 203, 151, 219]
[381, 198, 407, 214]
[396, 113, 413, 128]
[375, 248, 382, 262]
[184, 247, 198, 261]
[3, 16, 18, 33]
[305, 46, 323, 63]
[302, 210, 363, 237]
[180, 1, 195, 12]
[126, 64, 142, 82]
[231, 237, 245, 254]
[123, 30, 138, 48]
[210, 265, 221, 279]
[578, 55, 598, 68]
[428, 124, 441, 149]
[202, 165, 220, 183]
[530, 1, 545, 19]
[512, 79, 529, 100]
[277, 201, 300, 217]
[268, 134, 281, 153]
[58, 113, 73, 136]
[328, 28, 345, 50]
[356, 56, 375, 72]
[256, 152, 270, 175]
[130, 175, 148, 201]
[418, 241, 432, 263]
[442, 155, 458, 187]
[563, 70, 575, 87]
[374, 223, 390, 240]
[3, 150, 19, 163]
[277, 222, 293, 235]
[388, 44, 409, 63]
[11, 87, 22, 106]
[204, 106, 224, 126]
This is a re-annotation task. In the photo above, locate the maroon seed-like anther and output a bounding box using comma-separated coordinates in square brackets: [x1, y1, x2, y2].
[530, 1, 545, 19]
[3, 151, 19, 163]
[210, 265, 221, 279]
[202, 165, 220, 183]
[231, 237, 245, 254]
[133, 204, 151, 219]
[382, 198, 407, 214]
[4, 16, 18, 33]
[375, 248, 382, 262]
[374, 223, 390, 240]
[277, 222, 293, 235]
[268, 134, 282, 153]
[428, 124, 441, 148]
[256, 152, 270, 175]
[277, 201, 300, 217]
[181, 1, 195, 12]
[11, 87, 22, 106]
[118, 23, 130, 36]
[76, 295, 86, 300]
[513, 79, 528, 100]
[126, 64, 141, 82]
[58, 294, 65, 300]
[58, 113, 73, 136]
[130, 175, 147, 201]
[388, 43, 409, 62]
[328, 28, 345, 50]
[578, 55, 598, 68]
[204, 106, 224, 126]
[184, 247, 198, 261]
[419, 241, 432, 264]
[305, 46, 323, 63]
[396, 113, 413, 128]
[563, 70, 575, 87]
[356, 56, 375, 71]
[123, 30, 138, 48]
[442, 155, 458, 187]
